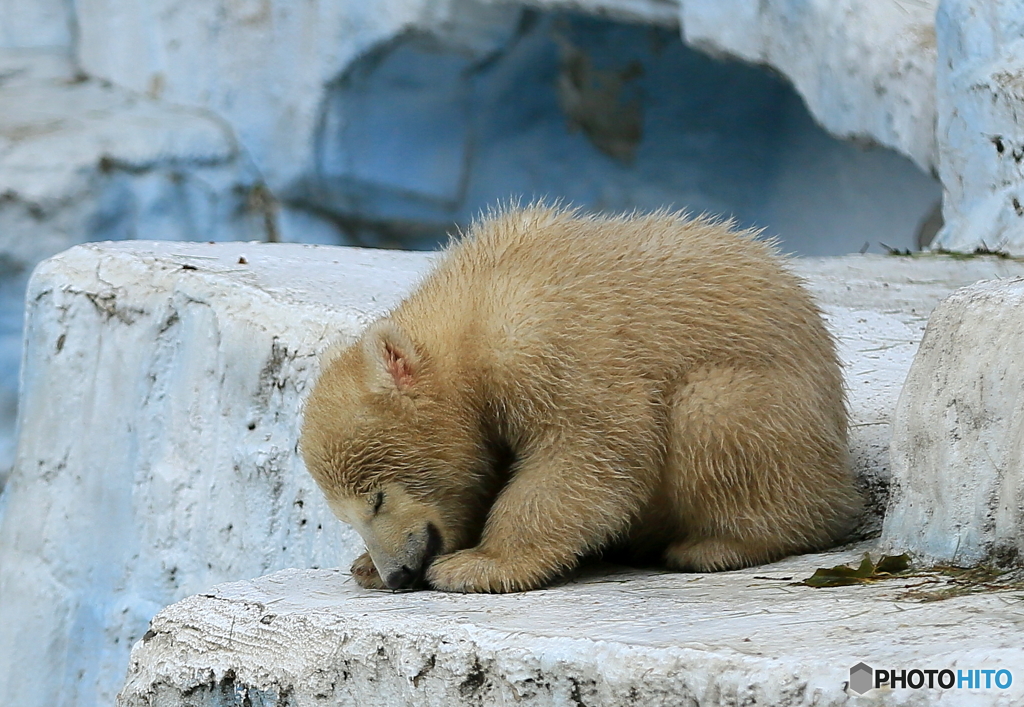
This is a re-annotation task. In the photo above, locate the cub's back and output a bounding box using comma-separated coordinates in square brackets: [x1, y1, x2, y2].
[400, 206, 838, 387]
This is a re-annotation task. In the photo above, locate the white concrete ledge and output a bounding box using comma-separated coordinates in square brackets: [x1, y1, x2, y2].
[3, 244, 1024, 707]
[118, 550, 1024, 707]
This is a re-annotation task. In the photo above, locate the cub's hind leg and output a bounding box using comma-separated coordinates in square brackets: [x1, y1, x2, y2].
[662, 365, 859, 572]
[664, 536, 775, 573]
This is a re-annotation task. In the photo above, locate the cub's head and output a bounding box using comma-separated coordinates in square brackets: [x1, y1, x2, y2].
[300, 319, 495, 589]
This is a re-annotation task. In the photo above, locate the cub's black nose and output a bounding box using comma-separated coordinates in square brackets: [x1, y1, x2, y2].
[384, 565, 416, 590]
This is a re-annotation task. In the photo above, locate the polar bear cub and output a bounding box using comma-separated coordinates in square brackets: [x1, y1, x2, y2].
[300, 205, 861, 593]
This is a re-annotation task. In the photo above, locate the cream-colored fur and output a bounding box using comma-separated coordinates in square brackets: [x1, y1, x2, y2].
[300, 205, 861, 593]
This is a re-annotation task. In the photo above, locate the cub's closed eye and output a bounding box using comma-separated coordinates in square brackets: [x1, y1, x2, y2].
[372, 491, 384, 514]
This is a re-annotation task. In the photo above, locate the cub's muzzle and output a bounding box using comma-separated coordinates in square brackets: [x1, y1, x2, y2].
[376, 522, 443, 590]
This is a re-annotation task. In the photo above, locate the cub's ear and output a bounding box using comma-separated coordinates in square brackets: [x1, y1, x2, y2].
[361, 320, 421, 395]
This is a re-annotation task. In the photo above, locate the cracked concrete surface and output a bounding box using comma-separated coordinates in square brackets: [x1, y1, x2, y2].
[118, 552, 1024, 706]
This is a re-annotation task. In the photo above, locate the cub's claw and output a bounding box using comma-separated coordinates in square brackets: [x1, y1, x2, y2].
[350, 551, 386, 590]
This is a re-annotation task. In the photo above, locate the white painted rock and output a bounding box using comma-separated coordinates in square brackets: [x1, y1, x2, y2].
[73, 0, 676, 191]
[0, 48, 254, 271]
[69, 0, 940, 254]
[0, 241, 433, 707]
[76, 0, 943, 180]
[680, 0, 940, 172]
[932, 0, 1024, 256]
[3, 243, 1024, 707]
[0, 47, 273, 489]
[0, 0, 71, 48]
[75, 0, 440, 190]
[883, 277, 1024, 566]
[117, 557, 1024, 707]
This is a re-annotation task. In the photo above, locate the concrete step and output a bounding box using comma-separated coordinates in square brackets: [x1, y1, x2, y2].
[118, 546, 1023, 706]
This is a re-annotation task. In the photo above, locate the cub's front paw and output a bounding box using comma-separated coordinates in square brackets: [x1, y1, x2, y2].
[350, 552, 386, 590]
[426, 549, 546, 593]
